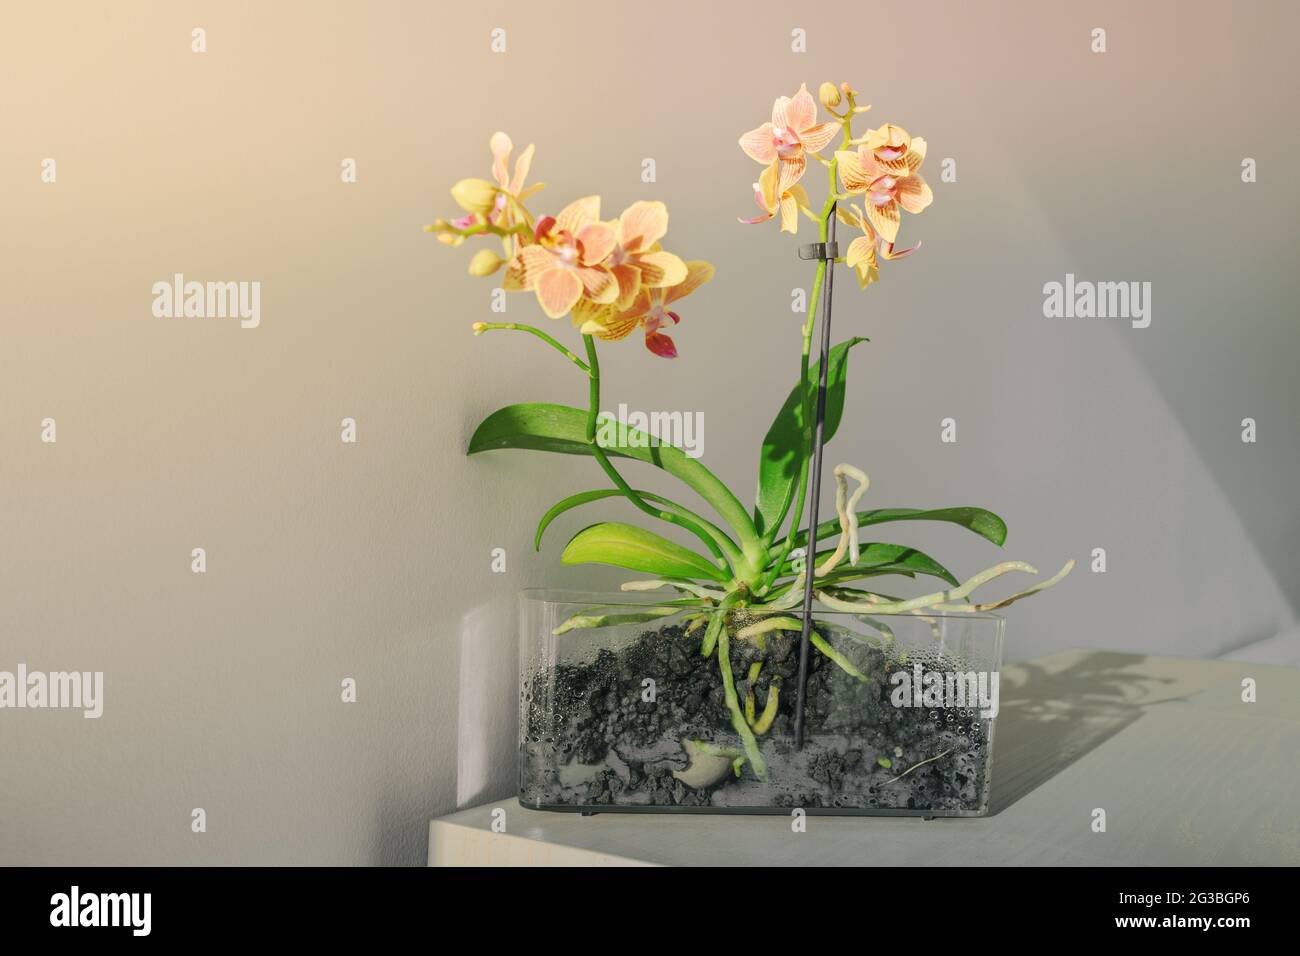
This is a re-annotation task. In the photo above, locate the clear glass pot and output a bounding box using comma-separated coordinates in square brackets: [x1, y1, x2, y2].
[519, 589, 1004, 816]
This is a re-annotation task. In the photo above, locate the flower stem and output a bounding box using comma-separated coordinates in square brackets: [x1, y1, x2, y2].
[582, 335, 735, 572]
[760, 113, 856, 592]
[472, 322, 589, 372]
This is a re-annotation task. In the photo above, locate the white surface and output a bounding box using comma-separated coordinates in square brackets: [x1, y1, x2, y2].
[430, 651, 1300, 866]
[1222, 624, 1300, 667]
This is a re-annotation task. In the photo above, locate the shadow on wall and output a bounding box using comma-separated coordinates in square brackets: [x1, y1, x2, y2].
[457, 601, 519, 809]
[989, 650, 1191, 814]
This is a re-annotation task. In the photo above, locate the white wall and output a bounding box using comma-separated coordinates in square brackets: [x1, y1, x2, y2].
[1, 0, 1294, 865]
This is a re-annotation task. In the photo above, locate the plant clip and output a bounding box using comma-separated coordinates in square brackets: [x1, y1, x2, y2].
[798, 241, 839, 261]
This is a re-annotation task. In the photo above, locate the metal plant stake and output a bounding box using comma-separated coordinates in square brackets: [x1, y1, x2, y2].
[793, 203, 838, 751]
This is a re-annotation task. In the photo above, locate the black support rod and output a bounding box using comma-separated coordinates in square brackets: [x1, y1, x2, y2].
[793, 203, 838, 751]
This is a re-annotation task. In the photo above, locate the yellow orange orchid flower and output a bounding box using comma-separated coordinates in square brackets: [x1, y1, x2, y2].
[835, 125, 932, 243]
[857, 124, 924, 177]
[504, 196, 619, 319]
[739, 83, 839, 193]
[487, 132, 543, 231]
[429, 132, 543, 252]
[740, 160, 812, 234]
[604, 201, 688, 309]
[837, 204, 920, 289]
[572, 260, 715, 358]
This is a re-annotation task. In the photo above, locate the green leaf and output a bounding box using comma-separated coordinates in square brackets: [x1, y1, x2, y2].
[778, 542, 958, 586]
[534, 488, 739, 556]
[469, 403, 758, 549]
[560, 522, 729, 582]
[469, 403, 610, 458]
[791, 507, 1008, 551]
[754, 337, 867, 539]
[537, 491, 618, 550]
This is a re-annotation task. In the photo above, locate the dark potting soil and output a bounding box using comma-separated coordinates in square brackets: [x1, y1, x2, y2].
[520, 621, 993, 814]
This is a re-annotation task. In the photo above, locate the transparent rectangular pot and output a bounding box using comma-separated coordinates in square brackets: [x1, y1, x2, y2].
[519, 589, 1004, 816]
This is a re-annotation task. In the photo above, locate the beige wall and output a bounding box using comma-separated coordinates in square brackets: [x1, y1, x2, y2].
[1, 0, 1296, 864]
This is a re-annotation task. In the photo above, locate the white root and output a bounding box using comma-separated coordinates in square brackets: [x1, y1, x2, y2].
[817, 560, 1076, 615]
[763, 463, 872, 613]
[620, 579, 727, 600]
[813, 464, 871, 576]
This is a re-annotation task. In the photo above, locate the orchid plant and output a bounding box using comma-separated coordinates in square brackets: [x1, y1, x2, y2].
[431, 83, 1072, 780]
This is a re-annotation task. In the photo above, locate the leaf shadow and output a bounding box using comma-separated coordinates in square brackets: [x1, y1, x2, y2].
[988, 650, 1189, 815]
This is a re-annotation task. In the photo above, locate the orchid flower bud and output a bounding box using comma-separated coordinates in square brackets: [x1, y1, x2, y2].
[468, 248, 505, 276]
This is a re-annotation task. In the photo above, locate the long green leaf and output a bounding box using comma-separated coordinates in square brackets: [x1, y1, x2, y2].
[534, 488, 740, 558]
[561, 522, 729, 582]
[468, 403, 759, 551]
[786, 506, 1008, 553]
[775, 542, 958, 585]
[754, 337, 867, 539]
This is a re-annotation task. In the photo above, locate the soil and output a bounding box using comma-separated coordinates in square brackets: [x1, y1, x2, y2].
[520, 621, 993, 814]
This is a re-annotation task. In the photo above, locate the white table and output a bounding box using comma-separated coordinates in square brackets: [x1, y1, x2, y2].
[429, 650, 1300, 866]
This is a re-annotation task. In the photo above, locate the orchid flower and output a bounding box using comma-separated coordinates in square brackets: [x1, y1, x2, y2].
[487, 132, 542, 232]
[740, 160, 812, 234]
[572, 260, 714, 358]
[739, 83, 839, 192]
[604, 201, 688, 309]
[427, 132, 543, 254]
[835, 125, 932, 244]
[836, 204, 919, 288]
[504, 196, 619, 319]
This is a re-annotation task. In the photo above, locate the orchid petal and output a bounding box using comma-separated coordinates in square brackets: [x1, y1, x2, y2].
[645, 330, 678, 358]
[864, 198, 900, 244]
[556, 196, 600, 235]
[757, 161, 780, 210]
[777, 154, 806, 193]
[576, 222, 616, 264]
[577, 266, 619, 304]
[835, 150, 870, 193]
[836, 204, 863, 229]
[739, 123, 778, 164]
[778, 193, 800, 234]
[536, 268, 583, 318]
[845, 235, 875, 271]
[770, 96, 792, 130]
[879, 239, 920, 260]
[618, 200, 669, 252]
[612, 263, 642, 309]
[490, 132, 513, 189]
[785, 83, 817, 132]
[897, 174, 933, 214]
[663, 260, 715, 305]
[865, 124, 911, 152]
[799, 121, 839, 153]
[581, 311, 640, 341]
[904, 136, 926, 173]
[510, 143, 535, 194]
[571, 296, 615, 330]
[637, 251, 688, 288]
[505, 245, 551, 291]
